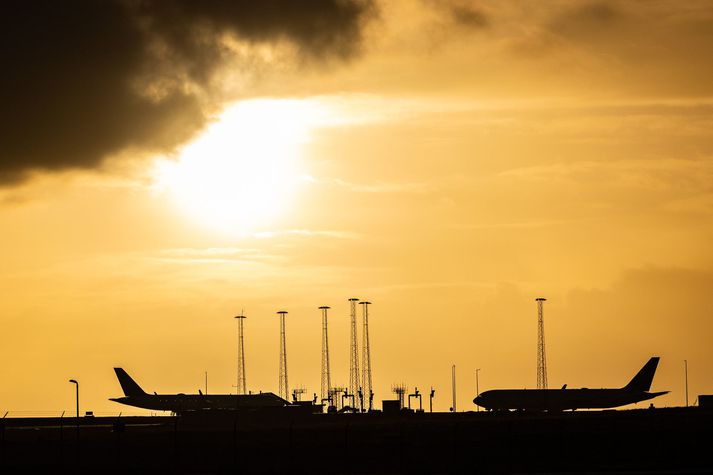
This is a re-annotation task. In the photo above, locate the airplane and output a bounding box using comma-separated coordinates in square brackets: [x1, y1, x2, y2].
[473, 357, 668, 411]
[109, 368, 289, 412]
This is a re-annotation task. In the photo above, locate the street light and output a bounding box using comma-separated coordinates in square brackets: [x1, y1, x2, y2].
[684, 360, 689, 407]
[451, 364, 456, 413]
[68, 379, 79, 418]
[475, 369, 481, 412]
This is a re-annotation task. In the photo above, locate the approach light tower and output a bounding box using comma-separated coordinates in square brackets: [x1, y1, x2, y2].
[277, 310, 289, 400]
[348, 298, 360, 410]
[360, 301, 373, 411]
[234, 312, 247, 395]
[392, 383, 407, 409]
[319, 306, 332, 404]
[536, 298, 548, 390]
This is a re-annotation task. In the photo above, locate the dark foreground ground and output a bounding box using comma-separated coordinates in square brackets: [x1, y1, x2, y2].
[1, 406, 711, 473]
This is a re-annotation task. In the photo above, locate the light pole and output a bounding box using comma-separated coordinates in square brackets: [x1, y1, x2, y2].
[451, 364, 456, 413]
[68, 379, 79, 418]
[684, 360, 689, 407]
[68, 378, 80, 448]
[475, 369, 481, 412]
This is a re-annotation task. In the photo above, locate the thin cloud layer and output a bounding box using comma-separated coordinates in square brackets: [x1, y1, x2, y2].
[0, 0, 375, 184]
[425, 0, 490, 29]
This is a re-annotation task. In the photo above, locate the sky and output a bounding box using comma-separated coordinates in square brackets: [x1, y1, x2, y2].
[1, 0, 712, 415]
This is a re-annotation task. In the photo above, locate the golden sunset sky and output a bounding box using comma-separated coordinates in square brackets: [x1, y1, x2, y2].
[1, 0, 712, 414]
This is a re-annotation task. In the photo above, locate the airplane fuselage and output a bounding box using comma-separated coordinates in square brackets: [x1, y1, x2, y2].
[110, 393, 287, 412]
[474, 388, 667, 411]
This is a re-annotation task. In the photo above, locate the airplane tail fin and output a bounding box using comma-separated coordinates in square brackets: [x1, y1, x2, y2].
[114, 368, 147, 397]
[623, 357, 660, 392]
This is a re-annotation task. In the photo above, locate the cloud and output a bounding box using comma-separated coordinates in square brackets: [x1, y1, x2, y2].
[0, 0, 375, 185]
[563, 266, 713, 355]
[155, 247, 277, 263]
[425, 0, 489, 30]
[454, 219, 580, 230]
[540, 1, 713, 94]
[355, 1, 713, 99]
[252, 228, 361, 239]
[331, 178, 433, 193]
[448, 5, 489, 29]
[549, 1, 623, 37]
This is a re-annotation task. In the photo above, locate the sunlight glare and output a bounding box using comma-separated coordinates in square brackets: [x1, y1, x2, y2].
[154, 99, 325, 234]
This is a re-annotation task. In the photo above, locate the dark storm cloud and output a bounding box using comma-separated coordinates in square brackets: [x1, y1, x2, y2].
[0, 0, 375, 184]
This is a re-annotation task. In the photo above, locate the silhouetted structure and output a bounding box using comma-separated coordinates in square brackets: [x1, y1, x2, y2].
[536, 297, 548, 390]
[68, 379, 79, 418]
[4, 407, 712, 473]
[348, 298, 360, 410]
[292, 387, 306, 402]
[319, 306, 332, 405]
[685, 359, 689, 407]
[408, 387, 422, 411]
[452, 364, 456, 412]
[360, 301, 373, 410]
[475, 368, 481, 412]
[277, 310, 289, 400]
[329, 386, 346, 410]
[391, 383, 407, 408]
[110, 368, 288, 411]
[474, 357, 668, 411]
[234, 313, 247, 395]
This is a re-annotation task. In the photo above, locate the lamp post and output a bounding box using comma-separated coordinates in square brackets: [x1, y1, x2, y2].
[68, 378, 80, 449]
[475, 369, 481, 412]
[451, 364, 456, 413]
[684, 360, 689, 407]
[68, 379, 79, 418]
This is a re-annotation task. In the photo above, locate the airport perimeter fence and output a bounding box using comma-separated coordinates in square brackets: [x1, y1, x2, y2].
[1, 410, 168, 418]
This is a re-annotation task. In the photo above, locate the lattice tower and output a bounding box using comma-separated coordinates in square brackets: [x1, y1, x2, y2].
[234, 312, 247, 395]
[348, 298, 360, 410]
[360, 301, 373, 410]
[536, 298, 548, 390]
[319, 306, 332, 403]
[277, 310, 289, 400]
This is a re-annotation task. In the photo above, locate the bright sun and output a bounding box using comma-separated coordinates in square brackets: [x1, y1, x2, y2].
[154, 99, 324, 234]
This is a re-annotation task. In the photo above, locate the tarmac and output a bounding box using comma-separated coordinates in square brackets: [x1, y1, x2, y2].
[1, 406, 711, 473]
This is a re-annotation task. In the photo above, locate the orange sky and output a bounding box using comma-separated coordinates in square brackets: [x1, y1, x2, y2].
[1, 0, 712, 415]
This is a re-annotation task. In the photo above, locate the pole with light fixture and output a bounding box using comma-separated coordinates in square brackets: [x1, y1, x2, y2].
[475, 369, 481, 412]
[68, 379, 79, 418]
[68, 378, 80, 448]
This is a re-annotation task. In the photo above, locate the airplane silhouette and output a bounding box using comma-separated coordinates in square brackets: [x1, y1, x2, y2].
[109, 368, 288, 412]
[474, 357, 668, 411]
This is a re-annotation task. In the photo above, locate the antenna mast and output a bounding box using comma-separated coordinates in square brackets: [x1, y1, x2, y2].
[277, 310, 289, 400]
[348, 298, 360, 410]
[360, 301, 373, 411]
[536, 298, 548, 390]
[319, 306, 332, 405]
[235, 312, 247, 394]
